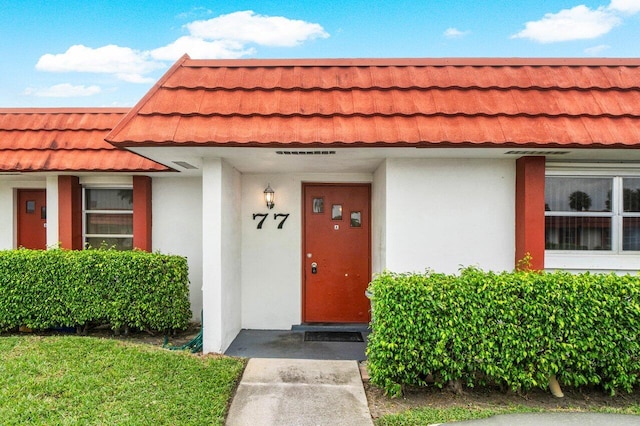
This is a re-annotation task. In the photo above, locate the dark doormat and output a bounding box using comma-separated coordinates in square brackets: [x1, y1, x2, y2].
[304, 331, 364, 342]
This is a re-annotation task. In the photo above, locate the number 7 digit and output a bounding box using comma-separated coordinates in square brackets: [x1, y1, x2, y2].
[274, 213, 290, 229]
[252, 213, 268, 229]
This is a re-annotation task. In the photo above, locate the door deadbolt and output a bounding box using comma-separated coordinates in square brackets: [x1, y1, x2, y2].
[311, 262, 318, 274]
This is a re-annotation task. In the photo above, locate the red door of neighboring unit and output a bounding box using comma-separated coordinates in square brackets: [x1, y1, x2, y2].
[303, 184, 371, 323]
[17, 189, 47, 249]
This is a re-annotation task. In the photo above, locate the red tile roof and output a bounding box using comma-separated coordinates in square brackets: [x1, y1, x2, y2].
[0, 108, 169, 172]
[108, 56, 640, 149]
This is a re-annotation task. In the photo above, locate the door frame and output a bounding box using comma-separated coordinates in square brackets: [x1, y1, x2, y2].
[301, 182, 372, 323]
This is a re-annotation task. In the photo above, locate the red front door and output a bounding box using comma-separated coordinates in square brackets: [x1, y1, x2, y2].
[303, 184, 371, 323]
[17, 189, 47, 249]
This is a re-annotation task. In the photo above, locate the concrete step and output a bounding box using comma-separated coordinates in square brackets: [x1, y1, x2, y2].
[291, 323, 370, 333]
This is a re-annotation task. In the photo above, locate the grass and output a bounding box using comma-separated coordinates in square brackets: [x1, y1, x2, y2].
[374, 401, 640, 425]
[4, 335, 638, 426]
[374, 406, 543, 425]
[0, 336, 245, 425]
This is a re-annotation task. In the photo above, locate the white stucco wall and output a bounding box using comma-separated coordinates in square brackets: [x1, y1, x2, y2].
[201, 159, 243, 353]
[202, 159, 223, 353]
[241, 173, 373, 330]
[372, 160, 387, 275]
[151, 176, 203, 320]
[384, 158, 515, 274]
[45, 176, 59, 248]
[0, 182, 14, 250]
[220, 161, 242, 348]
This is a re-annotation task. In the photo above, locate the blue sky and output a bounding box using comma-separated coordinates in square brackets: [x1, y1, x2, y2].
[2, 0, 639, 107]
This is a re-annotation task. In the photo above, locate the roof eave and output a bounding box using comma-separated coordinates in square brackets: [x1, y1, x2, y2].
[103, 140, 640, 149]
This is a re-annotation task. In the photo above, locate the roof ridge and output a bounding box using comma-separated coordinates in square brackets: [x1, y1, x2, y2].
[183, 58, 640, 68]
[159, 85, 640, 91]
[0, 127, 117, 131]
[134, 111, 640, 119]
[0, 108, 130, 114]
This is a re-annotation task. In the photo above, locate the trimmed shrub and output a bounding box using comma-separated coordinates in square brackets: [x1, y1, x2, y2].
[0, 248, 191, 333]
[366, 268, 640, 396]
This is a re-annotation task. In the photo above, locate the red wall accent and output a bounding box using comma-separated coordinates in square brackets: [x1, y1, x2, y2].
[133, 176, 152, 251]
[515, 157, 546, 270]
[58, 176, 82, 250]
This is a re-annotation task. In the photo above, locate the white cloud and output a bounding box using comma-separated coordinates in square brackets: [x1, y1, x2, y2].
[608, 0, 640, 14]
[584, 44, 611, 54]
[512, 0, 640, 43]
[34, 11, 329, 84]
[36, 44, 163, 83]
[150, 36, 255, 61]
[185, 10, 329, 47]
[511, 5, 621, 43]
[443, 27, 470, 38]
[24, 83, 101, 98]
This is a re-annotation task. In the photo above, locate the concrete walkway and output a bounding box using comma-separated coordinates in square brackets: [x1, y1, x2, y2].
[226, 358, 640, 426]
[225, 358, 373, 426]
[223, 334, 639, 426]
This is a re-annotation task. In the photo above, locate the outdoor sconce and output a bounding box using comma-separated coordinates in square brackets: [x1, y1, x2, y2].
[264, 184, 275, 209]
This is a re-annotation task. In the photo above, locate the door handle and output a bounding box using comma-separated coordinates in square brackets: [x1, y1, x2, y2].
[311, 262, 318, 274]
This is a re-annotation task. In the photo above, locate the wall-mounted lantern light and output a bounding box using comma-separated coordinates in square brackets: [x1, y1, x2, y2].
[264, 184, 275, 209]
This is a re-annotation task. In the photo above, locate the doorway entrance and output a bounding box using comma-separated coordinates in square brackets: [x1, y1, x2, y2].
[302, 183, 371, 323]
[17, 189, 47, 249]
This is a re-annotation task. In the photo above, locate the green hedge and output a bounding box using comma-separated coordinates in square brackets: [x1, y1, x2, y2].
[367, 268, 640, 396]
[0, 249, 191, 333]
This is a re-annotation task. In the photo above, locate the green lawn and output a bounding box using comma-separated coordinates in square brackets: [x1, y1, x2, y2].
[375, 406, 543, 425]
[0, 336, 245, 425]
[375, 400, 640, 426]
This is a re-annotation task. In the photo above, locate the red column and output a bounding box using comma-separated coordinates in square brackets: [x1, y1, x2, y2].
[515, 157, 546, 270]
[58, 176, 82, 250]
[133, 176, 152, 251]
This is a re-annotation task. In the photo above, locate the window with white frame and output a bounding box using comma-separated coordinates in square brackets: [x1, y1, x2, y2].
[622, 178, 640, 251]
[545, 175, 640, 252]
[83, 188, 133, 250]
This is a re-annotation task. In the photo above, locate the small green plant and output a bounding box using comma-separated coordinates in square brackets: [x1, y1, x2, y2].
[366, 268, 640, 397]
[0, 248, 191, 333]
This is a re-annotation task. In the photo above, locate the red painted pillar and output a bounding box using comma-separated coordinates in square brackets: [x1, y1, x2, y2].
[58, 176, 82, 250]
[133, 176, 152, 251]
[515, 157, 546, 270]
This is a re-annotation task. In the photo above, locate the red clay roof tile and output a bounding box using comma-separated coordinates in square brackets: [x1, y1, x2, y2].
[163, 63, 640, 90]
[0, 109, 169, 172]
[138, 88, 640, 117]
[0, 150, 166, 172]
[109, 115, 640, 146]
[106, 57, 640, 148]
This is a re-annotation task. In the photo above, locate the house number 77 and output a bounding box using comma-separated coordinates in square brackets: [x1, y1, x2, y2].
[252, 213, 290, 229]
